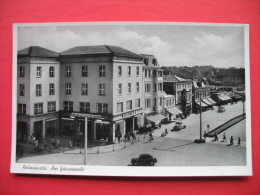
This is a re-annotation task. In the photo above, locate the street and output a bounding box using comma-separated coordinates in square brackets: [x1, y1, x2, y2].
[17, 101, 247, 166]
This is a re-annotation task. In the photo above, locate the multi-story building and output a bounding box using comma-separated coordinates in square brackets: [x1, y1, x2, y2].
[17, 46, 60, 141]
[163, 74, 192, 116]
[17, 45, 177, 143]
[192, 79, 214, 113]
[140, 54, 166, 128]
[59, 45, 144, 142]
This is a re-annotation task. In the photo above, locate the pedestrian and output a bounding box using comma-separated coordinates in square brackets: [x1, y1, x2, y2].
[214, 132, 218, 141]
[230, 136, 233, 145]
[165, 128, 168, 135]
[117, 134, 121, 143]
[203, 131, 207, 140]
[222, 133, 227, 142]
[238, 137, 241, 145]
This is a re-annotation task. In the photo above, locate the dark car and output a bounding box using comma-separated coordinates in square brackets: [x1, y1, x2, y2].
[218, 106, 225, 113]
[131, 153, 157, 166]
[172, 122, 186, 131]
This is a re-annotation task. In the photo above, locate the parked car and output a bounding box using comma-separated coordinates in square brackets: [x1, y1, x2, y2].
[131, 153, 157, 166]
[172, 121, 186, 131]
[218, 106, 225, 113]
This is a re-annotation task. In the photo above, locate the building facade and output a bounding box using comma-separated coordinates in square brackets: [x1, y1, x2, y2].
[140, 54, 167, 128]
[17, 46, 60, 141]
[17, 46, 178, 143]
[163, 74, 192, 116]
[192, 79, 214, 113]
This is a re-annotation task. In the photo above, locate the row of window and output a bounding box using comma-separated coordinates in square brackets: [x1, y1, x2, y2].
[144, 83, 163, 93]
[20, 65, 143, 78]
[116, 99, 141, 113]
[144, 97, 163, 108]
[20, 82, 143, 97]
[144, 70, 163, 78]
[165, 99, 174, 107]
[195, 91, 210, 99]
[18, 101, 56, 115]
[176, 83, 192, 89]
[20, 67, 56, 78]
[18, 96, 166, 115]
[118, 66, 140, 77]
[18, 102, 108, 115]
[118, 83, 139, 95]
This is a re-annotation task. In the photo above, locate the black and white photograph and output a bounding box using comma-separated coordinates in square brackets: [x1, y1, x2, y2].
[11, 22, 251, 176]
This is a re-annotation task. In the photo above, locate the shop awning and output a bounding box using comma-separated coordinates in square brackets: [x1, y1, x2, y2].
[166, 107, 182, 115]
[146, 114, 166, 123]
[195, 101, 208, 107]
[202, 98, 213, 106]
[207, 98, 216, 104]
[219, 96, 231, 101]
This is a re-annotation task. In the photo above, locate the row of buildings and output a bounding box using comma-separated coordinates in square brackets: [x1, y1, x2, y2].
[16, 45, 241, 143]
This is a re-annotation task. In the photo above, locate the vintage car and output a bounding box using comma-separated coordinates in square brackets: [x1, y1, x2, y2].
[131, 153, 157, 166]
[218, 106, 225, 113]
[172, 121, 186, 131]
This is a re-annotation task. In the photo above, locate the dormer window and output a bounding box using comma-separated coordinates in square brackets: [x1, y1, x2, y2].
[152, 59, 157, 66]
[144, 58, 149, 66]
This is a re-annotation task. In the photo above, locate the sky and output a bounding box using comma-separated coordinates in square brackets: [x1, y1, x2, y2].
[17, 23, 246, 68]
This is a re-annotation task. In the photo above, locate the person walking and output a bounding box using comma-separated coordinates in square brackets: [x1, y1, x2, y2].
[214, 132, 218, 141]
[222, 133, 227, 142]
[165, 128, 168, 136]
[238, 137, 241, 145]
[203, 131, 207, 140]
[230, 136, 234, 145]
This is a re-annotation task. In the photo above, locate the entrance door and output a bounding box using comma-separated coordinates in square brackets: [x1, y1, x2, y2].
[17, 121, 27, 141]
[87, 121, 92, 140]
[125, 117, 133, 134]
[34, 121, 43, 140]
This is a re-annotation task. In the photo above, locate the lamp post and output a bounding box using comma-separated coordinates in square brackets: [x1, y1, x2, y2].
[194, 91, 205, 143]
[71, 113, 101, 165]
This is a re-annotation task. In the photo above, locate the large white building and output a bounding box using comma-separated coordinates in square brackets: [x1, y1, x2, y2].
[17, 46, 175, 143]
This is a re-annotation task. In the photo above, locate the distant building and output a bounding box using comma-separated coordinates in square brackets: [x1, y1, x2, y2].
[163, 74, 192, 116]
[192, 79, 213, 113]
[140, 54, 166, 127]
[216, 68, 245, 86]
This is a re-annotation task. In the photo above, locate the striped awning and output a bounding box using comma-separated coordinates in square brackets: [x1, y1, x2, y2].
[207, 98, 216, 104]
[195, 101, 208, 107]
[146, 114, 166, 123]
[202, 98, 213, 106]
[166, 107, 182, 115]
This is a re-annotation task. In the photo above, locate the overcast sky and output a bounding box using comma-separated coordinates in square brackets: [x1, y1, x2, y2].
[17, 23, 246, 68]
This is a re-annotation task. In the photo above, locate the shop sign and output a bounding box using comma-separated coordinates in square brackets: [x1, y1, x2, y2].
[122, 110, 136, 118]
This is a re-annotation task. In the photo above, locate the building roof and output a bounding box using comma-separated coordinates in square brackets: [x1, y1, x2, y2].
[60, 45, 143, 59]
[18, 46, 59, 57]
[163, 74, 188, 82]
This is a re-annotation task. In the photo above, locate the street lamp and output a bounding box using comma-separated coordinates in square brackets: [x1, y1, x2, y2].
[70, 113, 101, 165]
[194, 91, 205, 143]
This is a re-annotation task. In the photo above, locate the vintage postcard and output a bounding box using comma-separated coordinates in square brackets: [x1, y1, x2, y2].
[11, 22, 252, 176]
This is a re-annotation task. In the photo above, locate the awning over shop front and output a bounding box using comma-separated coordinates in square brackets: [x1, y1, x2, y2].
[207, 98, 216, 104]
[202, 98, 213, 106]
[166, 107, 182, 115]
[195, 101, 208, 107]
[219, 96, 231, 101]
[146, 114, 166, 123]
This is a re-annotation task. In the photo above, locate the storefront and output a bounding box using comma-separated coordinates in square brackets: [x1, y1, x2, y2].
[202, 98, 213, 108]
[195, 101, 208, 113]
[145, 113, 166, 128]
[165, 106, 183, 120]
[45, 118, 58, 137]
